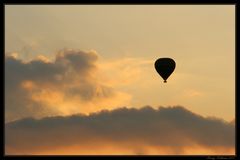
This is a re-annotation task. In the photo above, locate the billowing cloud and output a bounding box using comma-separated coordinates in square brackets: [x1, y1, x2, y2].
[5, 106, 235, 155]
[5, 49, 131, 122]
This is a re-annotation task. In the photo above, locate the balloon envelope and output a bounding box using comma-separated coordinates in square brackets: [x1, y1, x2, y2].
[154, 58, 176, 83]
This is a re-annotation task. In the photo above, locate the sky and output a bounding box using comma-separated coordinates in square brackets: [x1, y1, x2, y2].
[5, 5, 235, 155]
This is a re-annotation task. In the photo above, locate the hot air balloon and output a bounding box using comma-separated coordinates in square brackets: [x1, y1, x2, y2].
[154, 58, 176, 83]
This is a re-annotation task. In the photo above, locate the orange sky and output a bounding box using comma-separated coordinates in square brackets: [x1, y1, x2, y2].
[5, 5, 235, 155]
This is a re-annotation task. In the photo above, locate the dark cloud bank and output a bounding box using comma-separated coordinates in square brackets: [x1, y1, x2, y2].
[5, 106, 234, 155]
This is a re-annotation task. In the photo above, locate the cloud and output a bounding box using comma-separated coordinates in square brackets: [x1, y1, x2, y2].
[5, 106, 235, 155]
[98, 57, 153, 86]
[5, 49, 131, 122]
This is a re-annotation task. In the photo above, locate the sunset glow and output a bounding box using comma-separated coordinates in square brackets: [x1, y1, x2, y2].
[5, 5, 235, 155]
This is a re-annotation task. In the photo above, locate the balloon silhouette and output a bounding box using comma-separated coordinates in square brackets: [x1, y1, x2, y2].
[154, 58, 176, 83]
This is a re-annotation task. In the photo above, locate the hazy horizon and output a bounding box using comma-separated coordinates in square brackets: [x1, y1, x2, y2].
[5, 5, 235, 155]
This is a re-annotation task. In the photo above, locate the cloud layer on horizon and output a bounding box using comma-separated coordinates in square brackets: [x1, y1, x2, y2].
[5, 106, 235, 155]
